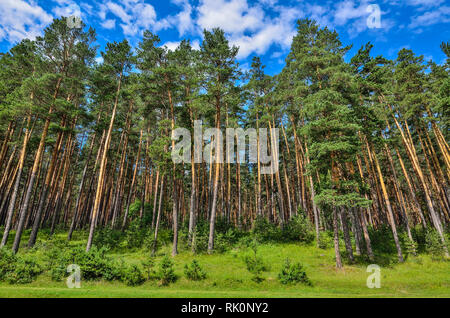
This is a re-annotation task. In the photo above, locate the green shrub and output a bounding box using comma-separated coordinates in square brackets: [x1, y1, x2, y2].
[184, 260, 207, 281]
[251, 216, 282, 242]
[425, 230, 447, 261]
[128, 200, 142, 217]
[47, 246, 120, 281]
[190, 220, 210, 253]
[192, 226, 247, 254]
[49, 264, 67, 282]
[192, 232, 208, 254]
[237, 235, 254, 249]
[122, 264, 145, 286]
[141, 257, 156, 280]
[95, 228, 123, 249]
[0, 248, 17, 281]
[243, 241, 269, 283]
[213, 231, 235, 254]
[214, 216, 235, 234]
[45, 246, 71, 282]
[124, 219, 148, 249]
[157, 256, 177, 286]
[283, 214, 315, 243]
[5, 257, 42, 284]
[278, 258, 311, 286]
[400, 232, 417, 256]
[318, 231, 334, 249]
[0, 249, 42, 284]
[369, 225, 397, 254]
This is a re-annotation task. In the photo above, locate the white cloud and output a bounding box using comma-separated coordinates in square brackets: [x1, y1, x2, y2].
[190, 39, 201, 50]
[328, 1, 394, 38]
[304, 4, 334, 29]
[80, 2, 93, 16]
[101, 19, 116, 29]
[334, 0, 368, 26]
[409, 5, 450, 28]
[163, 41, 181, 51]
[194, 0, 302, 59]
[259, 0, 278, 7]
[99, 0, 168, 36]
[197, 0, 264, 34]
[192, 0, 393, 59]
[162, 39, 200, 51]
[52, 0, 82, 19]
[388, 44, 410, 57]
[0, 0, 53, 43]
[106, 2, 132, 24]
[173, 0, 195, 36]
[406, 0, 444, 7]
[0, 0, 427, 64]
[271, 51, 283, 58]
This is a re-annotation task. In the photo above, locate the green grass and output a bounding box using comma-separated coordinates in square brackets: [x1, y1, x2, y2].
[0, 230, 449, 298]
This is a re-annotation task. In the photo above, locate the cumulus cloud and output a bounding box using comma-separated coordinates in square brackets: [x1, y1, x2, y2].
[168, 0, 195, 36]
[409, 5, 450, 28]
[331, 0, 395, 38]
[304, 3, 334, 29]
[406, 0, 444, 7]
[194, 0, 302, 59]
[95, 56, 104, 64]
[101, 19, 116, 29]
[192, 0, 395, 58]
[0, 0, 438, 63]
[334, 0, 368, 26]
[163, 41, 181, 51]
[98, 0, 170, 36]
[0, 0, 53, 43]
[197, 0, 265, 34]
[162, 39, 200, 51]
[52, 0, 83, 19]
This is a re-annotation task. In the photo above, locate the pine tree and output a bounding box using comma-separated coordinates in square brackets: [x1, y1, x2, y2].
[86, 40, 132, 252]
[199, 28, 239, 253]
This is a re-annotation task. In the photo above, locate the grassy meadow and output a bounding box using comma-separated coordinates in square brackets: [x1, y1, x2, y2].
[0, 229, 448, 298]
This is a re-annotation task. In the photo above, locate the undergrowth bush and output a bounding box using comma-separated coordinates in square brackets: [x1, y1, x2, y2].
[252, 214, 314, 244]
[94, 228, 123, 249]
[399, 232, 417, 256]
[369, 225, 397, 254]
[191, 219, 242, 254]
[5, 258, 42, 284]
[425, 230, 448, 261]
[318, 231, 334, 249]
[0, 249, 42, 284]
[184, 259, 207, 281]
[282, 214, 315, 243]
[243, 241, 269, 283]
[0, 248, 17, 281]
[157, 256, 177, 286]
[141, 257, 156, 280]
[252, 216, 282, 242]
[46, 246, 121, 282]
[123, 219, 149, 249]
[278, 258, 311, 286]
[122, 264, 145, 286]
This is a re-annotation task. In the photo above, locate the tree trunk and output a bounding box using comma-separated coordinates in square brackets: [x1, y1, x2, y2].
[86, 71, 123, 252]
[333, 207, 342, 269]
[0, 116, 32, 247]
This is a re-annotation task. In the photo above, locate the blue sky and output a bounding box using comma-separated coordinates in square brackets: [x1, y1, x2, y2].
[0, 0, 449, 75]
